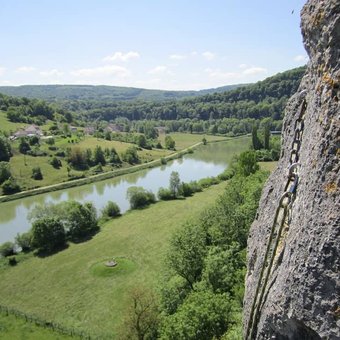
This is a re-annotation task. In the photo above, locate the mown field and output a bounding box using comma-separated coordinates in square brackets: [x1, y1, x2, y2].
[0, 312, 73, 340]
[0, 182, 227, 339]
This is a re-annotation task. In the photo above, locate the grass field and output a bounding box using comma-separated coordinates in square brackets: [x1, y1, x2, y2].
[0, 312, 73, 340]
[0, 182, 227, 338]
[3, 131, 228, 194]
[259, 161, 278, 172]
[161, 132, 227, 150]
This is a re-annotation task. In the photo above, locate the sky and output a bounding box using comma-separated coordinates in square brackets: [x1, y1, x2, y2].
[0, 0, 309, 91]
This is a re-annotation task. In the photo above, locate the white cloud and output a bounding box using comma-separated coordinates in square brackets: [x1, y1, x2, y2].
[202, 51, 216, 60]
[40, 69, 64, 77]
[169, 54, 187, 60]
[71, 65, 130, 78]
[205, 68, 238, 81]
[294, 54, 308, 63]
[102, 51, 140, 63]
[16, 66, 36, 73]
[0, 67, 7, 76]
[239, 64, 248, 69]
[242, 67, 267, 75]
[148, 65, 173, 75]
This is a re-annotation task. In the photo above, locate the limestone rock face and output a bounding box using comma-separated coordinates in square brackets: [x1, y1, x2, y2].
[243, 0, 340, 339]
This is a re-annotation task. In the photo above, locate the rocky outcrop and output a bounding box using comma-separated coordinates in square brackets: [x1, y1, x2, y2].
[243, 0, 340, 339]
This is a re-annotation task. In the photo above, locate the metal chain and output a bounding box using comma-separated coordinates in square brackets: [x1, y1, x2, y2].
[245, 95, 307, 340]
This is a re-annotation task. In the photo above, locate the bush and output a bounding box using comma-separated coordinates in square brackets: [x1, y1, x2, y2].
[2, 178, 21, 194]
[31, 217, 66, 253]
[198, 177, 220, 188]
[0, 241, 15, 257]
[48, 146, 57, 151]
[0, 161, 11, 184]
[26, 149, 47, 157]
[50, 157, 62, 169]
[55, 150, 65, 157]
[188, 181, 202, 193]
[127, 186, 156, 209]
[32, 167, 43, 180]
[217, 168, 235, 181]
[180, 182, 193, 197]
[158, 187, 174, 200]
[102, 201, 121, 218]
[160, 157, 167, 165]
[15, 232, 33, 252]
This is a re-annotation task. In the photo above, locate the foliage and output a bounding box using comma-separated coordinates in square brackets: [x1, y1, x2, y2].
[93, 145, 106, 165]
[160, 291, 234, 340]
[126, 186, 156, 209]
[159, 159, 269, 339]
[158, 187, 174, 201]
[0, 135, 12, 161]
[50, 156, 62, 169]
[19, 138, 31, 154]
[119, 287, 160, 340]
[165, 135, 176, 150]
[122, 146, 140, 164]
[32, 166, 43, 180]
[167, 222, 207, 290]
[64, 201, 98, 241]
[0, 161, 11, 184]
[169, 171, 181, 198]
[29, 201, 98, 242]
[2, 177, 21, 194]
[31, 217, 66, 253]
[237, 150, 259, 176]
[0, 241, 16, 257]
[67, 147, 88, 170]
[15, 231, 33, 252]
[102, 201, 121, 218]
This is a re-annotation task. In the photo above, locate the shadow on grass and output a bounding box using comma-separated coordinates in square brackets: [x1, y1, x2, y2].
[35, 243, 69, 258]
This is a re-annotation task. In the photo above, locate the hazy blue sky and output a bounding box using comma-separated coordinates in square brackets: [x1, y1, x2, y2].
[0, 0, 308, 90]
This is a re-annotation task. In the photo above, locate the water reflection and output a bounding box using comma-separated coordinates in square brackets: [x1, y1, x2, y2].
[0, 138, 249, 243]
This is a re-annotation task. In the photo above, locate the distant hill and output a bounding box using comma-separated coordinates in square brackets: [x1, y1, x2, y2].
[0, 84, 246, 102]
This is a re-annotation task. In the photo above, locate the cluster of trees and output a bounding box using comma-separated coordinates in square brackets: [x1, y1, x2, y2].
[0, 93, 73, 125]
[0, 201, 99, 257]
[120, 151, 268, 339]
[66, 145, 122, 170]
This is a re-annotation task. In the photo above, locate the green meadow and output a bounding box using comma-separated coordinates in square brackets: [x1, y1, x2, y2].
[0, 182, 227, 338]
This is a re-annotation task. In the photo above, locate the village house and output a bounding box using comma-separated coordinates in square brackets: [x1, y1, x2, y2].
[104, 123, 124, 133]
[11, 124, 43, 140]
[84, 126, 96, 135]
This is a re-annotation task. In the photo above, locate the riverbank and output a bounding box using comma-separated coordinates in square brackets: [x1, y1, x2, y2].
[0, 141, 207, 204]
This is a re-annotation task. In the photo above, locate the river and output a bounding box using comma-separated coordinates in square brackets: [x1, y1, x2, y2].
[0, 137, 249, 243]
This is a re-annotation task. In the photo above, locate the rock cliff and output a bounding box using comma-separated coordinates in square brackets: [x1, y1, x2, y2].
[243, 0, 340, 339]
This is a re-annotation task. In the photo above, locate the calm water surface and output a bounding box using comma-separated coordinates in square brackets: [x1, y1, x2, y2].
[0, 138, 249, 243]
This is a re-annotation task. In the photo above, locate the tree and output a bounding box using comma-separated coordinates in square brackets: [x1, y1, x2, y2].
[160, 291, 234, 340]
[0, 162, 11, 184]
[237, 150, 259, 176]
[2, 177, 21, 194]
[122, 147, 140, 164]
[19, 138, 31, 154]
[264, 124, 270, 150]
[120, 287, 160, 340]
[0, 135, 12, 161]
[32, 166, 43, 180]
[50, 157, 62, 169]
[108, 147, 121, 165]
[165, 135, 175, 150]
[31, 217, 66, 253]
[251, 125, 262, 150]
[169, 171, 181, 198]
[15, 231, 33, 252]
[126, 186, 156, 209]
[67, 147, 88, 169]
[167, 223, 207, 290]
[102, 201, 121, 218]
[63, 201, 98, 241]
[136, 134, 147, 149]
[93, 145, 106, 165]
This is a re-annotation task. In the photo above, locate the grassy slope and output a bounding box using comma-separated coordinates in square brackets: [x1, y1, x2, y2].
[0, 312, 73, 340]
[0, 182, 226, 338]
